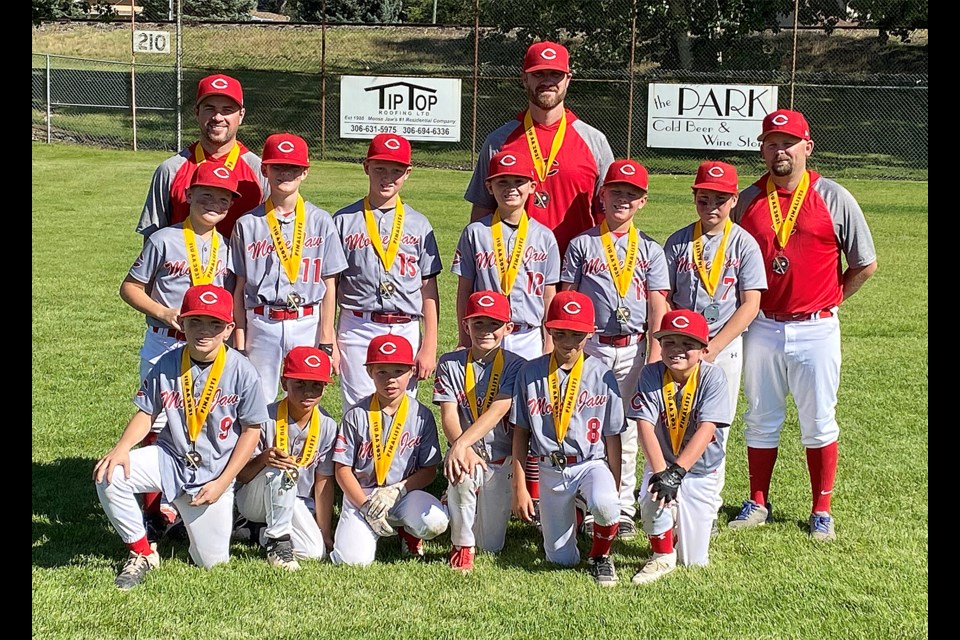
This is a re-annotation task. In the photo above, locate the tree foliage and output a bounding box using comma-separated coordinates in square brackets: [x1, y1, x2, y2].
[289, 0, 403, 22]
[139, 0, 257, 21]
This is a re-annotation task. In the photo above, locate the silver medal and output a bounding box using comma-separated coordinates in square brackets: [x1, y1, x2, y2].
[286, 292, 303, 310]
[615, 306, 631, 323]
[379, 281, 395, 298]
[702, 303, 720, 324]
[772, 255, 790, 275]
[184, 450, 202, 470]
[549, 451, 567, 470]
[282, 468, 299, 490]
[533, 190, 550, 208]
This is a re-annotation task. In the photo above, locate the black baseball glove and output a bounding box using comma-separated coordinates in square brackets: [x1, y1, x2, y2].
[648, 463, 687, 504]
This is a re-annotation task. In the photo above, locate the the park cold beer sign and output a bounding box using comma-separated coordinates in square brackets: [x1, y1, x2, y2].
[340, 76, 461, 142]
[646, 83, 779, 151]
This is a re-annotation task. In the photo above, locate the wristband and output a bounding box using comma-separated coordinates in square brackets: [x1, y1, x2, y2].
[317, 343, 334, 356]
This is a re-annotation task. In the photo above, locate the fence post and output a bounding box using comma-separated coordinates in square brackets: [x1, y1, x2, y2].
[789, 0, 799, 109]
[626, 0, 637, 159]
[176, 0, 182, 151]
[321, 0, 327, 160]
[130, 6, 138, 151]
[471, 0, 479, 168]
[45, 53, 51, 144]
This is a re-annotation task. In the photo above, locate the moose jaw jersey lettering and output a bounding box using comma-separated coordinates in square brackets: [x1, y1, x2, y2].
[509, 354, 626, 460]
[134, 346, 269, 500]
[432, 349, 528, 462]
[333, 396, 442, 489]
[464, 110, 614, 255]
[127, 223, 231, 331]
[333, 199, 443, 317]
[136, 141, 270, 239]
[452, 214, 561, 327]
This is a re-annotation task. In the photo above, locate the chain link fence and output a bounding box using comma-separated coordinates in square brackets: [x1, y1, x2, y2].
[31, 8, 927, 180]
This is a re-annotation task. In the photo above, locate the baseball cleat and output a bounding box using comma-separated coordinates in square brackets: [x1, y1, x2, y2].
[397, 527, 425, 561]
[809, 512, 836, 541]
[710, 518, 720, 538]
[631, 551, 676, 585]
[727, 500, 773, 530]
[448, 545, 475, 573]
[114, 549, 160, 590]
[581, 513, 595, 539]
[617, 513, 638, 540]
[265, 536, 301, 572]
[587, 555, 618, 587]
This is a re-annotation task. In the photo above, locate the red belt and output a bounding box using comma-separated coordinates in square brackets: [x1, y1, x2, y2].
[352, 310, 414, 324]
[764, 309, 833, 322]
[253, 304, 315, 321]
[597, 332, 644, 347]
[489, 457, 507, 465]
[151, 326, 186, 341]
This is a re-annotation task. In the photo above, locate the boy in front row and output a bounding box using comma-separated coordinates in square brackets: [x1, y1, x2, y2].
[510, 290, 626, 586]
[627, 309, 731, 585]
[331, 335, 449, 566]
[435, 290, 528, 573]
[94, 284, 267, 589]
[233, 346, 339, 571]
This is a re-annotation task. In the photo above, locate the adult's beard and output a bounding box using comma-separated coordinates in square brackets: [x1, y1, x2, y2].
[526, 84, 568, 111]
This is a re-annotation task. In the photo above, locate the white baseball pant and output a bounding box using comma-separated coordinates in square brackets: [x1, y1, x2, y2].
[244, 307, 321, 404]
[584, 335, 646, 518]
[539, 459, 620, 566]
[234, 468, 325, 560]
[336, 310, 420, 410]
[501, 324, 544, 360]
[139, 329, 185, 433]
[742, 313, 841, 448]
[447, 458, 513, 552]
[639, 465, 718, 567]
[330, 489, 449, 567]
[707, 334, 743, 510]
[95, 445, 235, 569]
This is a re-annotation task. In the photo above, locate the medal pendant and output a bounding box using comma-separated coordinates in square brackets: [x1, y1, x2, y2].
[286, 292, 303, 310]
[703, 303, 720, 324]
[282, 468, 299, 490]
[379, 281, 395, 298]
[533, 190, 549, 209]
[549, 451, 566, 470]
[184, 450, 202, 469]
[615, 306, 631, 323]
[472, 442, 490, 463]
[771, 255, 790, 275]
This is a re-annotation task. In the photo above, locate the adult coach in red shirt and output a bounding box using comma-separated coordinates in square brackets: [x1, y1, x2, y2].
[135, 73, 270, 240]
[464, 41, 615, 256]
[727, 109, 878, 542]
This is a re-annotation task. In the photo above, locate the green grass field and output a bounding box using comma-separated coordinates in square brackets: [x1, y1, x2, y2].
[32, 142, 928, 639]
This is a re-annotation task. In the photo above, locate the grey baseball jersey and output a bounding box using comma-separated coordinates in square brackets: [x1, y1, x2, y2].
[333, 396, 442, 489]
[663, 222, 767, 337]
[127, 223, 231, 331]
[451, 214, 561, 327]
[333, 198, 443, 317]
[509, 354, 626, 459]
[255, 401, 339, 499]
[134, 346, 269, 500]
[432, 348, 528, 462]
[561, 225, 671, 336]
[229, 203, 348, 308]
[626, 360, 731, 475]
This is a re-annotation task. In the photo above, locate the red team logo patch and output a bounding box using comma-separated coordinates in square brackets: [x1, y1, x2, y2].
[211, 78, 230, 90]
[303, 355, 324, 368]
[669, 315, 691, 329]
[708, 166, 725, 178]
[540, 48, 558, 60]
[384, 138, 401, 150]
[212, 167, 231, 180]
[379, 342, 398, 355]
[199, 291, 220, 304]
[619, 164, 636, 176]
[562, 301, 582, 315]
[277, 140, 296, 153]
[499, 154, 517, 166]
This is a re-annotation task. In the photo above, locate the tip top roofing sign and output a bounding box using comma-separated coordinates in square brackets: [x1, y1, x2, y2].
[647, 83, 779, 151]
[340, 76, 462, 142]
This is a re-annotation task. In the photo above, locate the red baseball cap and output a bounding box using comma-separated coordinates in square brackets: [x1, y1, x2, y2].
[366, 133, 412, 166]
[486, 150, 536, 182]
[653, 309, 710, 346]
[545, 290, 595, 333]
[196, 73, 243, 107]
[365, 334, 415, 366]
[691, 161, 738, 194]
[463, 290, 512, 323]
[282, 346, 332, 382]
[523, 41, 571, 74]
[757, 109, 811, 142]
[603, 159, 649, 191]
[190, 162, 241, 198]
[262, 133, 310, 167]
[180, 284, 234, 324]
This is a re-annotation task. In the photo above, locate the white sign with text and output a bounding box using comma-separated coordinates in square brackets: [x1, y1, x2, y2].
[647, 83, 779, 151]
[132, 30, 171, 54]
[340, 76, 461, 142]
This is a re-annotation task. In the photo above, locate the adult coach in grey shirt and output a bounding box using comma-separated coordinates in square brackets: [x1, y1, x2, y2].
[464, 40, 615, 257]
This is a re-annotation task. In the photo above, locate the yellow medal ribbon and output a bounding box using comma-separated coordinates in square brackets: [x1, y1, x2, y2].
[662, 364, 700, 456]
[194, 142, 240, 170]
[182, 217, 219, 285]
[765, 171, 810, 249]
[265, 196, 306, 284]
[363, 196, 405, 272]
[523, 109, 567, 183]
[491, 209, 529, 294]
[369, 393, 410, 486]
[599, 219, 638, 298]
[692, 218, 732, 297]
[547, 353, 584, 444]
[275, 398, 320, 469]
[465, 348, 504, 425]
[180, 345, 227, 445]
